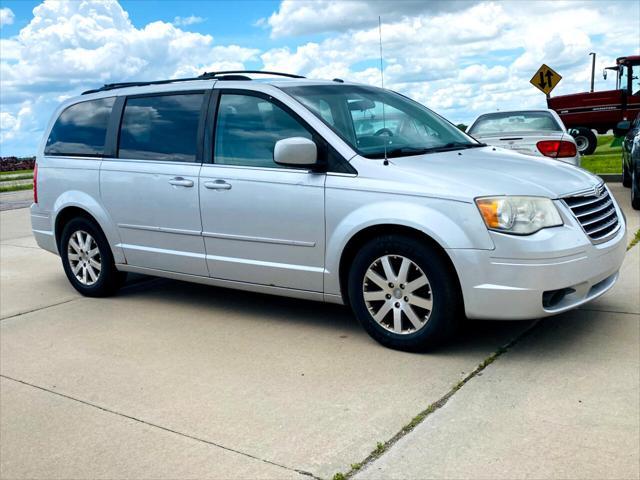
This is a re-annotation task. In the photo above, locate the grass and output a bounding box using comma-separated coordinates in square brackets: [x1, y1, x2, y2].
[0, 173, 34, 181]
[580, 135, 623, 174]
[0, 183, 33, 193]
[628, 229, 640, 251]
[329, 323, 542, 480]
[0, 169, 33, 176]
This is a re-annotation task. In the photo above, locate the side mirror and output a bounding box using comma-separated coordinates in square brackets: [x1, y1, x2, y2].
[274, 137, 318, 167]
[614, 120, 632, 137]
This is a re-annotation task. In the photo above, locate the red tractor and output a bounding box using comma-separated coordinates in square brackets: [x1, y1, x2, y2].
[547, 55, 640, 155]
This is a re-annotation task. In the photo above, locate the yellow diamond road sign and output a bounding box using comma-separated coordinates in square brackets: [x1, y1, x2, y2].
[530, 64, 562, 95]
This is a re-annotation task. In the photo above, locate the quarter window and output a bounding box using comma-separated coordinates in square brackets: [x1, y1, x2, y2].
[214, 94, 312, 168]
[118, 93, 204, 162]
[44, 97, 115, 156]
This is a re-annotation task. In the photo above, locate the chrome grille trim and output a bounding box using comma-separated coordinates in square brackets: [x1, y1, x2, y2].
[567, 195, 604, 209]
[562, 185, 620, 244]
[575, 198, 613, 218]
[581, 207, 617, 227]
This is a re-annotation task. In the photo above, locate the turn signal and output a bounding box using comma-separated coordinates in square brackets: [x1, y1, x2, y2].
[476, 199, 501, 228]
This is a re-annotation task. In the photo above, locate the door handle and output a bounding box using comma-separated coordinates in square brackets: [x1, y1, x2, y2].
[204, 180, 232, 190]
[169, 177, 194, 187]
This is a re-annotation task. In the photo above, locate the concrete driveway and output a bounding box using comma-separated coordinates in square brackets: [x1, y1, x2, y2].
[1, 185, 638, 480]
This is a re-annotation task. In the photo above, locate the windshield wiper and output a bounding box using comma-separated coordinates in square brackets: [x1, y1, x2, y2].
[383, 146, 433, 158]
[370, 142, 486, 158]
[427, 142, 487, 152]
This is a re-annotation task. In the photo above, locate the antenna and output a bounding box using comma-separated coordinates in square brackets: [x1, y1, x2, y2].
[378, 16, 388, 164]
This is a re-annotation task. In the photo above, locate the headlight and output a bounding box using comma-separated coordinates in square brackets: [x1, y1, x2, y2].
[475, 196, 562, 235]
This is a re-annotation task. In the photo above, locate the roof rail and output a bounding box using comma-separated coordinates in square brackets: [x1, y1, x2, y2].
[199, 70, 305, 79]
[81, 70, 306, 95]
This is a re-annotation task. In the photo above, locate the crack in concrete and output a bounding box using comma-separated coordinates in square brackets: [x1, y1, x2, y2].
[0, 278, 162, 322]
[0, 374, 320, 479]
[334, 320, 543, 480]
[0, 298, 79, 322]
[0, 243, 42, 250]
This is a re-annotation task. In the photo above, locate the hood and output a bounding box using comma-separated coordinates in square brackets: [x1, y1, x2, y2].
[377, 146, 599, 201]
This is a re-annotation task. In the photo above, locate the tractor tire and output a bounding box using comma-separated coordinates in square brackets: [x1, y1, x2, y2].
[570, 127, 597, 155]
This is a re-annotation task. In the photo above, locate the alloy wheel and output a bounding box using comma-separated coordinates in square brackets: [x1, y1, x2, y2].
[362, 254, 433, 334]
[67, 230, 101, 286]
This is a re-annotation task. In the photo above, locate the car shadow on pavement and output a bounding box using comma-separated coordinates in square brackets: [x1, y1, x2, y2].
[115, 275, 560, 355]
[119, 275, 363, 332]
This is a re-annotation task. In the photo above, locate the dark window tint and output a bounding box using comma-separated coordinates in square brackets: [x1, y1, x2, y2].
[45, 97, 115, 156]
[119, 93, 204, 162]
[214, 94, 312, 168]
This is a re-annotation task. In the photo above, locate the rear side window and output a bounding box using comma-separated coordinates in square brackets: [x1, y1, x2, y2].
[118, 93, 204, 162]
[44, 97, 115, 156]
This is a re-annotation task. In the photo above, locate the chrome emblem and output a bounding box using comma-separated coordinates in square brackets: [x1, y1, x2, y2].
[594, 184, 605, 197]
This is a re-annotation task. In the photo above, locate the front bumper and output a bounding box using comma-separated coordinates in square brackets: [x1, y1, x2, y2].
[448, 200, 626, 320]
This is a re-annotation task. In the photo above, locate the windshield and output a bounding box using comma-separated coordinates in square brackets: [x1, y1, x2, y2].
[282, 84, 479, 158]
[468, 111, 562, 136]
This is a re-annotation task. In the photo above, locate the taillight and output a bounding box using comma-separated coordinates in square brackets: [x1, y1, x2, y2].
[33, 163, 38, 204]
[536, 140, 577, 158]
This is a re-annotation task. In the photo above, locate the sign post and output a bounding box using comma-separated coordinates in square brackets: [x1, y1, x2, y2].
[530, 64, 562, 97]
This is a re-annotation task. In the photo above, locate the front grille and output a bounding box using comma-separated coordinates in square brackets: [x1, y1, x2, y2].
[563, 186, 620, 243]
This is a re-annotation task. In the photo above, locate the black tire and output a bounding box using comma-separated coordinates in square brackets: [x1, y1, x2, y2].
[347, 235, 462, 352]
[632, 167, 640, 210]
[622, 164, 632, 188]
[60, 217, 126, 297]
[571, 127, 597, 155]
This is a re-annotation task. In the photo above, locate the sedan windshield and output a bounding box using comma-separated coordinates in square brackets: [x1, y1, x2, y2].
[282, 84, 480, 159]
[468, 111, 562, 136]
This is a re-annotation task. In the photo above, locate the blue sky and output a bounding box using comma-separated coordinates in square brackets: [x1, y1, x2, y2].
[1, 0, 638, 156]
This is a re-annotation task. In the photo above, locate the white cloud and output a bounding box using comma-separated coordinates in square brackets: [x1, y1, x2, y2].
[0, 101, 37, 154]
[259, 0, 639, 125]
[1, 0, 639, 156]
[262, 0, 473, 38]
[0, 111, 17, 131]
[459, 65, 508, 84]
[0, 7, 14, 27]
[0, 0, 258, 155]
[173, 15, 205, 27]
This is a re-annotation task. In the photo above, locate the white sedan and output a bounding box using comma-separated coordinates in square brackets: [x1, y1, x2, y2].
[467, 109, 580, 166]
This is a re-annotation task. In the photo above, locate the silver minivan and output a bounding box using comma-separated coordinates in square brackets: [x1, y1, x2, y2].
[31, 71, 627, 351]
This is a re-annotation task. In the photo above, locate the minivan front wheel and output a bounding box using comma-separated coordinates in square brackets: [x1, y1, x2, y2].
[60, 217, 125, 297]
[348, 235, 461, 351]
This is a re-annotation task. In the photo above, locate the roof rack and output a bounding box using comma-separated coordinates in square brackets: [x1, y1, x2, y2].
[82, 70, 306, 95]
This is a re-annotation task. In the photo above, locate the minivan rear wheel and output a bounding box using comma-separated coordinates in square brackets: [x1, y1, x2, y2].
[347, 235, 462, 351]
[60, 217, 125, 297]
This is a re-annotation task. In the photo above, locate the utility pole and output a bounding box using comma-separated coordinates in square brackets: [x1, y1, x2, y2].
[589, 52, 596, 93]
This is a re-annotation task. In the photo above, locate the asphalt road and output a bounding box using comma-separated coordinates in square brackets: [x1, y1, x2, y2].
[0, 190, 32, 212]
[1, 185, 638, 480]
